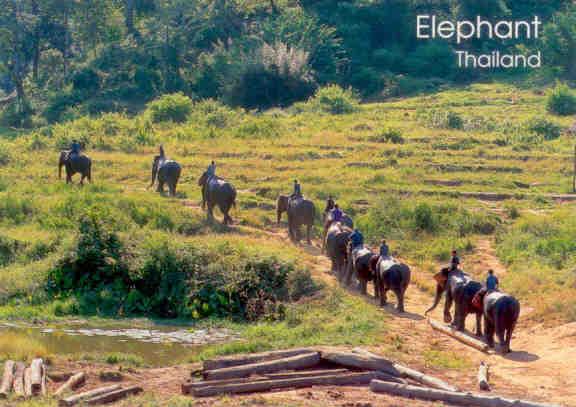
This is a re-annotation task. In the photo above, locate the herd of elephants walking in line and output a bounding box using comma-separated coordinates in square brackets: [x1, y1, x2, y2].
[59, 144, 520, 355]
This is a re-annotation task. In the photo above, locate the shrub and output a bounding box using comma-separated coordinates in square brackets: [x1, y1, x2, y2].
[145, 93, 193, 123]
[546, 83, 576, 116]
[0, 143, 11, 166]
[72, 68, 101, 95]
[370, 128, 404, 144]
[526, 117, 562, 141]
[309, 85, 359, 114]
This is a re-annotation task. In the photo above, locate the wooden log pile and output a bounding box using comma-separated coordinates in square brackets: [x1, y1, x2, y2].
[1, 359, 142, 405]
[182, 347, 561, 407]
[0, 359, 46, 399]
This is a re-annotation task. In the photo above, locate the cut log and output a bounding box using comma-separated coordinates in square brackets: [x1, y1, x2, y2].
[203, 348, 316, 371]
[370, 380, 561, 407]
[320, 351, 397, 376]
[84, 385, 143, 405]
[191, 371, 397, 397]
[203, 352, 321, 381]
[30, 358, 43, 396]
[428, 319, 490, 352]
[54, 372, 87, 396]
[0, 360, 15, 398]
[184, 368, 352, 394]
[12, 362, 26, 397]
[47, 371, 74, 382]
[24, 367, 32, 397]
[478, 362, 490, 391]
[351, 348, 458, 392]
[58, 384, 122, 407]
[265, 369, 350, 380]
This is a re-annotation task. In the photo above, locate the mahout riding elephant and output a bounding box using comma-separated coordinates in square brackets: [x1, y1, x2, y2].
[324, 222, 352, 281]
[425, 267, 483, 335]
[345, 246, 375, 295]
[372, 258, 411, 312]
[482, 291, 520, 353]
[150, 148, 181, 196]
[276, 195, 315, 243]
[198, 171, 237, 225]
[59, 151, 92, 185]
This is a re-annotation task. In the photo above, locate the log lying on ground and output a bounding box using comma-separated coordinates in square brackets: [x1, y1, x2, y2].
[265, 368, 350, 380]
[352, 348, 458, 392]
[320, 350, 398, 376]
[58, 384, 122, 407]
[184, 368, 353, 394]
[0, 360, 15, 398]
[203, 352, 321, 381]
[370, 380, 561, 407]
[54, 372, 87, 396]
[203, 348, 315, 371]
[24, 367, 32, 397]
[48, 371, 74, 382]
[192, 371, 397, 397]
[30, 359, 43, 396]
[478, 362, 490, 391]
[84, 385, 142, 405]
[12, 362, 26, 397]
[428, 319, 490, 353]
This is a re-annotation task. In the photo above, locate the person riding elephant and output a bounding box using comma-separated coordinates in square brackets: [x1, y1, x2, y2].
[345, 243, 375, 295]
[59, 142, 91, 185]
[483, 290, 520, 354]
[379, 239, 390, 259]
[150, 145, 181, 196]
[450, 250, 460, 271]
[325, 221, 352, 281]
[425, 267, 483, 336]
[276, 194, 315, 243]
[292, 180, 302, 199]
[372, 256, 411, 312]
[198, 167, 236, 225]
[350, 229, 364, 249]
[331, 204, 343, 223]
[324, 196, 335, 218]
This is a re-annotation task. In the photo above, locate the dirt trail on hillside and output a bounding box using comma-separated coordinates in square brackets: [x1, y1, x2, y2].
[178, 202, 576, 406]
[255, 226, 576, 406]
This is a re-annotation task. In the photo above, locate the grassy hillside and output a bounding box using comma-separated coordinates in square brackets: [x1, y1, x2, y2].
[0, 82, 575, 326]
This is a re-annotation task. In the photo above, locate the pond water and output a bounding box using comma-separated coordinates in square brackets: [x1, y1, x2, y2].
[0, 321, 238, 366]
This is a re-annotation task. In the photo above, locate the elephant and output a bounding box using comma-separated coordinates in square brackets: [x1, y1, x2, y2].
[483, 291, 520, 354]
[198, 171, 237, 225]
[425, 267, 483, 336]
[372, 259, 411, 312]
[59, 151, 92, 185]
[322, 213, 353, 252]
[276, 195, 315, 243]
[150, 150, 181, 196]
[324, 222, 352, 281]
[345, 246, 375, 295]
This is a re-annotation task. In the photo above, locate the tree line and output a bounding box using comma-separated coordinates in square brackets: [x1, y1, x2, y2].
[1, 0, 575, 127]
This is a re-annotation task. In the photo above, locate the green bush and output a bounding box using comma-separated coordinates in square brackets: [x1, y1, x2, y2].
[546, 83, 576, 116]
[309, 85, 359, 115]
[370, 128, 404, 144]
[526, 117, 562, 141]
[145, 93, 194, 123]
[72, 68, 101, 95]
[0, 143, 11, 166]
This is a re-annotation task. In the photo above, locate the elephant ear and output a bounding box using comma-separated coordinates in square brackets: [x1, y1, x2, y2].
[433, 271, 448, 289]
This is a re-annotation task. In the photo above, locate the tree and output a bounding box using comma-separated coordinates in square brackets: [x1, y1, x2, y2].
[541, 7, 576, 79]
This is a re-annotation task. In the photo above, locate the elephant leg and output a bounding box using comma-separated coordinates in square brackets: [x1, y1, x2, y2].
[443, 291, 453, 324]
[381, 288, 388, 307]
[496, 322, 506, 354]
[359, 279, 367, 296]
[475, 312, 483, 337]
[395, 289, 405, 312]
[306, 224, 312, 245]
[169, 182, 176, 197]
[485, 318, 495, 348]
[207, 202, 215, 221]
[504, 325, 515, 354]
[453, 304, 465, 331]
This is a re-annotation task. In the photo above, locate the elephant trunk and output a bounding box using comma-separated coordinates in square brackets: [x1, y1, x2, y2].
[150, 159, 158, 188]
[425, 284, 444, 315]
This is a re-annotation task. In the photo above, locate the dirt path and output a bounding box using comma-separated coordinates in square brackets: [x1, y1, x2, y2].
[167, 204, 576, 406]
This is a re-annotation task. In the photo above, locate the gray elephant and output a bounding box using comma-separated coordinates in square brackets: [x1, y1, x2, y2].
[483, 291, 520, 353]
[345, 246, 375, 295]
[150, 148, 181, 196]
[425, 267, 483, 336]
[372, 259, 411, 312]
[59, 151, 92, 185]
[324, 222, 352, 281]
[322, 213, 353, 251]
[198, 171, 236, 225]
[276, 195, 315, 243]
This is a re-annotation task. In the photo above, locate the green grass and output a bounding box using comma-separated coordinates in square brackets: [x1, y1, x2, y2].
[1, 81, 575, 325]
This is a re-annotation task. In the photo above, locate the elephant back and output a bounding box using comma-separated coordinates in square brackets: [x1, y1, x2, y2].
[288, 198, 315, 223]
[353, 248, 375, 281]
[379, 262, 410, 288]
[68, 154, 91, 171]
